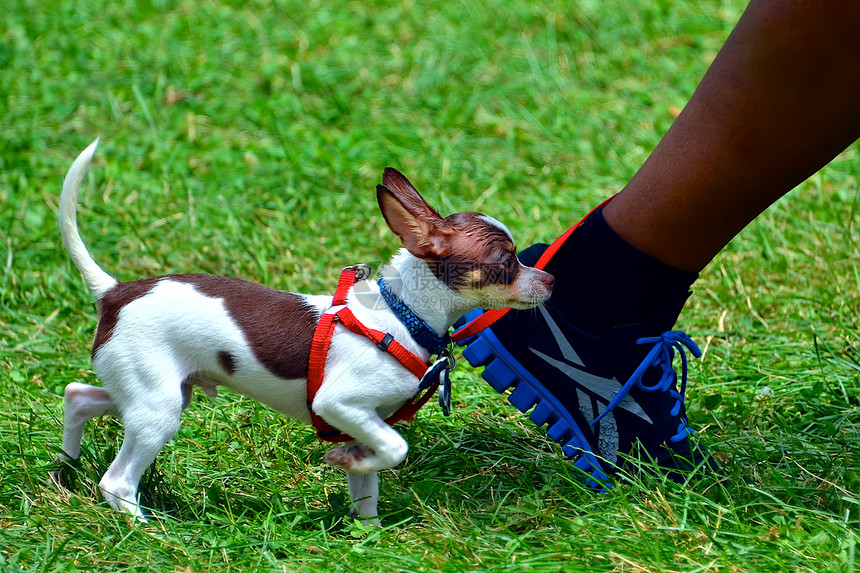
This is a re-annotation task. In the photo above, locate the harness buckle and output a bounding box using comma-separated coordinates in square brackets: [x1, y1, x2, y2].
[377, 333, 394, 352]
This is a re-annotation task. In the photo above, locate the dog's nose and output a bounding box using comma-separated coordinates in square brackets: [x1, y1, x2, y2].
[539, 270, 555, 290]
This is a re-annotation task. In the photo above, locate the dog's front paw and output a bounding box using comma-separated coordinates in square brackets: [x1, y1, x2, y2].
[325, 446, 372, 472]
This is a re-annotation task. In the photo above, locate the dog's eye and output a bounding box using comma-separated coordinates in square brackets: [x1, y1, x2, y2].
[500, 255, 517, 283]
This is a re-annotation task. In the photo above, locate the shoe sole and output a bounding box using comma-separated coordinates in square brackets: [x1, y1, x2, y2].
[456, 309, 609, 486]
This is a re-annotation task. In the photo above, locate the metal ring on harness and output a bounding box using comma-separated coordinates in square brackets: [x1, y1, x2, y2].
[346, 264, 372, 281]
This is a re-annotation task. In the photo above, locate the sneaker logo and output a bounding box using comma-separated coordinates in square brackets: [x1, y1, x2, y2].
[529, 305, 656, 465]
[528, 305, 653, 425]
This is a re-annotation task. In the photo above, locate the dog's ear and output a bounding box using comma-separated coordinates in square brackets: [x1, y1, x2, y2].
[377, 168, 447, 259]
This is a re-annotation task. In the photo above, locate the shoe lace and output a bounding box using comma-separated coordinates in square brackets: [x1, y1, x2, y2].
[591, 331, 702, 443]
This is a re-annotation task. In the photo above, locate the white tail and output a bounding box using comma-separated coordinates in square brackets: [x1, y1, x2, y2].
[59, 140, 117, 299]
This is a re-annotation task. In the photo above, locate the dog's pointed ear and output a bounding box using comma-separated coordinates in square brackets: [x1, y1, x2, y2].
[377, 168, 447, 259]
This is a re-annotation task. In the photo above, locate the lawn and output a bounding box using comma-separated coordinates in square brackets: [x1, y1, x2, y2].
[1, 0, 858, 571]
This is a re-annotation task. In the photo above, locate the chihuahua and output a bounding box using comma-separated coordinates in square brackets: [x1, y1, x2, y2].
[54, 140, 554, 523]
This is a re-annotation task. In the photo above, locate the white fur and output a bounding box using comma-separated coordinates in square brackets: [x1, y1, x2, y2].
[479, 214, 514, 243]
[376, 249, 465, 335]
[94, 280, 321, 420]
[59, 140, 117, 299]
[53, 141, 554, 524]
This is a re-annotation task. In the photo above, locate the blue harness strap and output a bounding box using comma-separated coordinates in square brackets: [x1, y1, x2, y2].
[377, 276, 450, 356]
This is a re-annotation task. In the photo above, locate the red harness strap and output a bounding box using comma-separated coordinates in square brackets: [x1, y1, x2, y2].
[450, 195, 616, 342]
[307, 266, 438, 442]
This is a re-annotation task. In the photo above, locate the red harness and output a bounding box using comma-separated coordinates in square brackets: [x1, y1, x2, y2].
[309, 197, 614, 441]
[307, 266, 440, 442]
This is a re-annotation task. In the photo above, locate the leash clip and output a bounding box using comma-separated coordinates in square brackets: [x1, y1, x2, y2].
[438, 350, 455, 417]
[419, 346, 457, 416]
[419, 345, 457, 413]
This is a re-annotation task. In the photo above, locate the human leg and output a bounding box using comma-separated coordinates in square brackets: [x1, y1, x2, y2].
[458, 0, 860, 479]
[605, 0, 860, 273]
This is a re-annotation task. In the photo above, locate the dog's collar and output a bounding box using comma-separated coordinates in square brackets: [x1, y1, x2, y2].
[377, 276, 450, 356]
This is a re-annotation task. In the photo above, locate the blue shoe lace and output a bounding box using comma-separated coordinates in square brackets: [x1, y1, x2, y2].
[592, 331, 702, 444]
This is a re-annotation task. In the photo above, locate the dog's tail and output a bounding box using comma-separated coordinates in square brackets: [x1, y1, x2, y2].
[59, 140, 118, 299]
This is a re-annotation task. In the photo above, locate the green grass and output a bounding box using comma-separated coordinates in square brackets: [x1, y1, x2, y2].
[2, 0, 858, 571]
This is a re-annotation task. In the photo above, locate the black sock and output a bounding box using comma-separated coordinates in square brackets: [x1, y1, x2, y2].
[540, 207, 698, 334]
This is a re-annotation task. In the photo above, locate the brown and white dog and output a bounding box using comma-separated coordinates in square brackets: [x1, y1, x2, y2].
[54, 140, 554, 523]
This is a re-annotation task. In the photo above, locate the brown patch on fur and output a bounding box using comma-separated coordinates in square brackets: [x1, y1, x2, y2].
[172, 275, 320, 380]
[93, 278, 161, 355]
[92, 274, 322, 380]
[424, 212, 520, 291]
[217, 350, 237, 375]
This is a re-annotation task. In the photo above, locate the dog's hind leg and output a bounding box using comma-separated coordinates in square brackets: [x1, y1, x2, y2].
[52, 382, 118, 486]
[57, 382, 118, 460]
[97, 383, 184, 522]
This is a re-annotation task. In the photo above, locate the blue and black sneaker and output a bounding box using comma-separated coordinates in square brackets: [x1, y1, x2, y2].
[453, 206, 717, 484]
